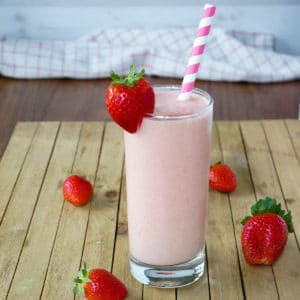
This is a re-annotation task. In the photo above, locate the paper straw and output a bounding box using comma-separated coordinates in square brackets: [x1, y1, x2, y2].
[179, 3, 216, 100]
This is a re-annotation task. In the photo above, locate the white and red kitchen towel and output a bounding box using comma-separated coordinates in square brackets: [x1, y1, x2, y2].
[0, 27, 299, 82]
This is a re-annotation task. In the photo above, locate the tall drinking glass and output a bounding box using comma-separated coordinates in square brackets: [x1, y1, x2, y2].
[124, 86, 213, 288]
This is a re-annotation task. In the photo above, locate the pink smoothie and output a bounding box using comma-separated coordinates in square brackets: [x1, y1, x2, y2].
[124, 87, 213, 266]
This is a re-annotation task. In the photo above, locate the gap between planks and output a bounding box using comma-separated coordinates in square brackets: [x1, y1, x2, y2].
[1, 120, 299, 300]
[0, 122, 60, 300]
[240, 120, 300, 300]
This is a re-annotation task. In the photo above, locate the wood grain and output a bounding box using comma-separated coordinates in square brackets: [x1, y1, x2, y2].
[285, 119, 300, 160]
[262, 121, 300, 299]
[0, 120, 299, 299]
[0, 77, 299, 160]
[143, 287, 175, 300]
[7, 122, 82, 300]
[240, 120, 300, 299]
[219, 121, 278, 300]
[113, 172, 143, 299]
[263, 121, 300, 244]
[41, 122, 104, 299]
[79, 122, 124, 273]
[0, 122, 59, 299]
[176, 269, 209, 300]
[0, 123, 37, 223]
[206, 124, 244, 300]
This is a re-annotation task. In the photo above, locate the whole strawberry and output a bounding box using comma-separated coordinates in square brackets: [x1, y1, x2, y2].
[62, 175, 93, 206]
[73, 263, 128, 300]
[105, 64, 155, 133]
[209, 162, 237, 193]
[241, 197, 294, 265]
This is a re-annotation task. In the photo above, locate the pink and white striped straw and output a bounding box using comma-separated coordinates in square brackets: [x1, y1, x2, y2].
[179, 3, 216, 100]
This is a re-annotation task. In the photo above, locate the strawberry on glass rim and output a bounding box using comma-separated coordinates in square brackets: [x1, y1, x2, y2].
[105, 64, 155, 133]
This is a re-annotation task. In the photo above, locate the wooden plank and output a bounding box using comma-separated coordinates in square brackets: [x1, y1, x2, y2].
[0, 122, 37, 223]
[143, 287, 175, 300]
[0, 119, 298, 299]
[177, 267, 209, 300]
[41, 122, 104, 300]
[239, 121, 282, 200]
[263, 120, 300, 244]
[79, 122, 124, 272]
[7, 122, 82, 300]
[260, 120, 300, 299]
[205, 123, 244, 300]
[285, 119, 300, 162]
[0, 122, 59, 300]
[240, 120, 300, 300]
[112, 172, 143, 299]
[219, 121, 278, 300]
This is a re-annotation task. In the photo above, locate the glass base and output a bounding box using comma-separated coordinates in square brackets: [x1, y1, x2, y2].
[129, 248, 205, 288]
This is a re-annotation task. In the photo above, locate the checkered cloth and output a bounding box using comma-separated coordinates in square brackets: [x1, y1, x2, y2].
[0, 28, 299, 82]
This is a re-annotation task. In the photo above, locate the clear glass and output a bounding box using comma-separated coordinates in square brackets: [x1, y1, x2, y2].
[124, 86, 213, 288]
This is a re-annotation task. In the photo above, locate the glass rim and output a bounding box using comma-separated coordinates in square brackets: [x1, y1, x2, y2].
[145, 85, 213, 121]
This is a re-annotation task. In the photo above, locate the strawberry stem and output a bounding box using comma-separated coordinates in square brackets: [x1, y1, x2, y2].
[241, 197, 294, 232]
[73, 262, 91, 295]
[110, 64, 145, 87]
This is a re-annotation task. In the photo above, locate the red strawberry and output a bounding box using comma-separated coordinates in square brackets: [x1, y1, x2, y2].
[62, 175, 93, 206]
[241, 197, 294, 265]
[105, 64, 155, 133]
[209, 162, 237, 193]
[73, 263, 128, 300]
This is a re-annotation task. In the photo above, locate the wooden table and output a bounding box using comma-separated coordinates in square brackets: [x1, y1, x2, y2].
[0, 120, 299, 300]
[1, 77, 300, 160]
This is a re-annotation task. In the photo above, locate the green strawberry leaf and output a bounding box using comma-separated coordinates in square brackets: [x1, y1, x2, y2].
[251, 197, 280, 215]
[73, 278, 82, 284]
[82, 262, 88, 277]
[282, 210, 294, 233]
[110, 71, 121, 82]
[73, 284, 80, 295]
[241, 215, 251, 225]
[73, 283, 84, 295]
[110, 64, 145, 87]
[243, 197, 294, 233]
[73, 262, 91, 295]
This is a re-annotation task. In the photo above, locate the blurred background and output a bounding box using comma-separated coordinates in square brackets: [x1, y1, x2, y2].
[0, 0, 299, 158]
[0, 0, 299, 55]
